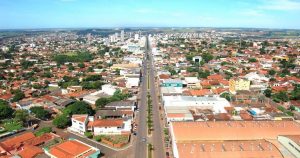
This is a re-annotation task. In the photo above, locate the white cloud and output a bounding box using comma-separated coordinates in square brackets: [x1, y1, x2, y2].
[259, 0, 300, 11]
[240, 9, 264, 16]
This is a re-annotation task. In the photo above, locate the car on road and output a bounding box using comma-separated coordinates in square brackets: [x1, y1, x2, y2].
[141, 137, 147, 142]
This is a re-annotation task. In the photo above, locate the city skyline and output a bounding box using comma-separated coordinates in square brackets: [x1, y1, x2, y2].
[1, 0, 300, 29]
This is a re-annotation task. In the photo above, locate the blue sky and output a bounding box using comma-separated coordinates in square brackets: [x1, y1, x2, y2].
[1, 0, 300, 29]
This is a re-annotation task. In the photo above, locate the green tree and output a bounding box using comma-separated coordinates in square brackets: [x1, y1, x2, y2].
[198, 70, 210, 79]
[78, 62, 85, 68]
[0, 100, 14, 119]
[13, 110, 29, 123]
[95, 97, 110, 108]
[268, 69, 276, 76]
[53, 114, 70, 129]
[264, 89, 272, 98]
[35, 127, 52, 136]
[248, 58, 257, 63]
[290, 84, 300, 100]
[84, 132, 93, 138]
[201, 53, 214, 63]
[273, 91, 289, 102]
[220, 92, 232, 101]
[30, 106, 51, 120]
[12, 90, 25, 102]
[63, 101, 94, 116]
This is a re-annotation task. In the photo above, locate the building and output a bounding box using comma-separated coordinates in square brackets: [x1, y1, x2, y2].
[161, 79, 183, 87]
[192, 56, 202, 63]
[0, 132, 55, 157]
[121, 30, 125, 42]
[163, 96, 231, 114]
[88, 119, 131, 135]
[184, 77, 200, 88]
[169, 121, 300, 158]
[105, 100, 136, 111]
[229, 78, 250, 94]
[134, 34, 139, 41]
[278, 135, 300, 158]
[174, 140, 283, 158]
[68, 114, 89, 135]
[45, 139, 100, 158]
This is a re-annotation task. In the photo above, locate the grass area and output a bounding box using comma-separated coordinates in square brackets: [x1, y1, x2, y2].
[48, 86, 60, 91]
[2, 120, 22, 132]
[65, 52, 77, 56]
[93, 135, 129, 144]
[102, 135, 129, 144]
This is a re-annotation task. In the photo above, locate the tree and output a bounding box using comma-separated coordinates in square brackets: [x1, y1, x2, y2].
[248, 58, 257, 63]
[290, 84, 300, 100]
[198, 70, 210, 79]
[220, 92, 232, 101]
[0, 100, 14, 119]
[21, 60, 34, 69]
[53, 114, 70, 129]
[35, 127, 52, 136]
[273, 91, 289, 102]
[30, 106, 51, 120]
[12, 90, 25, 102]
[78, 62, 85, 68]
[64, 101, 94, 116]
[95, 97, 110, 108]
[280, 69, 290, 77]
[14, 110, 29, 123]
[268, 69, 276, 76]
[264, 89, 272, 98]
[84, 132, 93, 138]
[201, 53, 214, 63]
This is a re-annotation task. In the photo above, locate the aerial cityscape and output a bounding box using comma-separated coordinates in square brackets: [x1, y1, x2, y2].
[0, 0, 300, 158]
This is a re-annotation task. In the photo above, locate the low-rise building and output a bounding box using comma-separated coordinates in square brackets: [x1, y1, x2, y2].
[45, 139, 100, 158]
[229, 78, 250, 94]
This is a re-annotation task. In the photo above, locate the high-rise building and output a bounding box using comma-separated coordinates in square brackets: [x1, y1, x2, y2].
[134, 34, 139, 41]
[121, 30, 124, 42]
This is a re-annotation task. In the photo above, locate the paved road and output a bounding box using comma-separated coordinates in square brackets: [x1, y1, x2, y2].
[147, 36, 166, 158]
[134, 42, 148, 158]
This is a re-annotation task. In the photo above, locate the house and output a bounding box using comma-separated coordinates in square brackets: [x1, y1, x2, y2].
[0, 132, 55, 157]
[126, 77, 140, 88]
[161, 79, 183, 87]
[229, 78, 250, 94]
[104, 100, 136, 111]
[183, 77, 200, 88]
[88, 119, 131, 135]
[96, 109, 134, 119]
[192, 56, 202, 63]
[45, 139, 100, 158]
[162, 96, 231, 114]
[68, 114, 89, 135]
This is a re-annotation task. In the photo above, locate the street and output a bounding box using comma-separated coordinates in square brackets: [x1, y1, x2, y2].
[134, 44, 148, 158]
[147, 37, 166, 158]
[134, 36, 166, 158]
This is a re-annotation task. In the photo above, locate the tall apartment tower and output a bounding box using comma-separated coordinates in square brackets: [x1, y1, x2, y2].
[121, 30, 125, 42]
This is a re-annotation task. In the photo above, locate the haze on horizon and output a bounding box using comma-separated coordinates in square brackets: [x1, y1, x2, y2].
[1, 0, 300, 29]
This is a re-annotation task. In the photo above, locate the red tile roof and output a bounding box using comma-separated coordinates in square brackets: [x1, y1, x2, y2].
[171, 121, 300, 141]
[18, 145, 44, 158]
[88, 119, 123, 127]
[176, 140, 283, 158]
[0, 132, 35, 152]
[49, 140, 94, 158]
